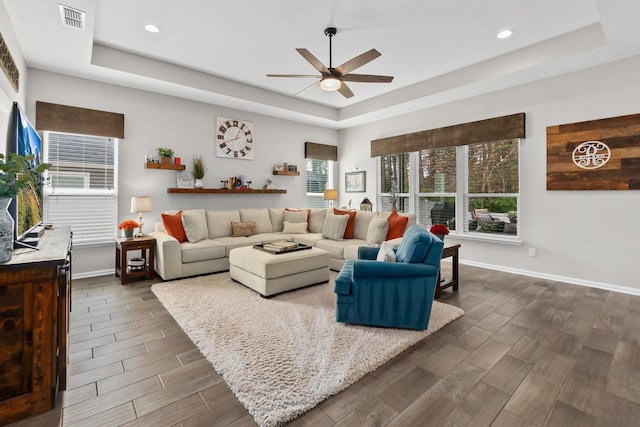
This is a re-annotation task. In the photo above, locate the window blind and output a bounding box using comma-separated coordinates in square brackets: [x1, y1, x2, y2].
[43, 131, 118, 245]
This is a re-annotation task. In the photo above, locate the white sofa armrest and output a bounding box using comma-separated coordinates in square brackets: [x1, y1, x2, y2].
[150, 231, 183, 280]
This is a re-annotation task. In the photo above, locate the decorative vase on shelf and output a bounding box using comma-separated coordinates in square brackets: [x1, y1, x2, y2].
[0, 197, 15, 262]
[194, 179, 204, 189]
[123, 228, 134, 239]
[161, 156, 171, 164]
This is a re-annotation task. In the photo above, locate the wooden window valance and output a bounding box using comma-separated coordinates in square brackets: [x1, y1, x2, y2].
[370, 113, 525, 157]
[36, 101, 125, 139]
[304, 141, 338, 161]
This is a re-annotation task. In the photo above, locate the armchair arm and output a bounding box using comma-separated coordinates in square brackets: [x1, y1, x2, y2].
[358, 246, 380, 260]
[352, 259, 439, 279]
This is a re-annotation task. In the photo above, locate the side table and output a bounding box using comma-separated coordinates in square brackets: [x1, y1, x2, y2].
[435, 242, 461, 299]
[115, 236, 155, 285]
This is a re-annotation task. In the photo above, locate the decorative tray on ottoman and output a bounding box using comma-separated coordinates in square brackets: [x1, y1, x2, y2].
[253, 241, 312, 254]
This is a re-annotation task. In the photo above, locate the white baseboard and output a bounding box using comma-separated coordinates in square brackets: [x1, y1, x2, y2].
[72, 268, 114, 280]
[461, 260, 640, 297]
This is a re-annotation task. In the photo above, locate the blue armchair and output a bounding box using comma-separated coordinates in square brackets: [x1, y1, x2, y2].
[334, 225, 444, 330]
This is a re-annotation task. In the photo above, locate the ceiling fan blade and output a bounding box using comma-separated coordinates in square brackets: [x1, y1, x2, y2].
[296, 48, 330, 74]
[341, 73, 394, 83]
[296, 80, 321, 96]
[266, 74, 321, 78]
[337, 82, 354, 99]
[334, 49, 381, 76]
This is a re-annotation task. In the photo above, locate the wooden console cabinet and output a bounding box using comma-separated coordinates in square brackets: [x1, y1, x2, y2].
[0, 226, 72, 425]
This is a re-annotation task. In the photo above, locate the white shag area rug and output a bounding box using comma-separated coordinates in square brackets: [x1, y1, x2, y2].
[151, 273, 464, 427]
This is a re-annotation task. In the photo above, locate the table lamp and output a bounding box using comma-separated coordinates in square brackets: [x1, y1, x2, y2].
[130, 196, 152, 237]
[323, 189, 338, 209]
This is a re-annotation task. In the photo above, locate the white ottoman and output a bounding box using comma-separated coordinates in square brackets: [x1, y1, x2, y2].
[229, 246, 330, 297]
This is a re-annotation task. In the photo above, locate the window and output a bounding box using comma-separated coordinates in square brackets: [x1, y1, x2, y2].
[306, 159, 333, 208]
[377, 153, 410, 212]
[377, 139, 519, 239]
[43, 131, 118, 245]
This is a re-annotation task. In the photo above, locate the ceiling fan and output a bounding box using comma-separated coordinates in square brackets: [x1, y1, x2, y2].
[267, 27, 394, 99]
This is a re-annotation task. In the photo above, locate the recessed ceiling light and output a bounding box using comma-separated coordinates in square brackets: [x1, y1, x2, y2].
[497, 30, 513, 39]
[145, 24, 160, 33]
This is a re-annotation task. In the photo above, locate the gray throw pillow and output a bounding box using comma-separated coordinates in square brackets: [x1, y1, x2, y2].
[321, 214, 349, 241]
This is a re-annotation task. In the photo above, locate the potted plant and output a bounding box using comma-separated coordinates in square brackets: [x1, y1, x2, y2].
[156, 147, 174, 164]
[0, 153, 51, 262]
[118, 219, 139, 239]
[191, 155, 207, 188]
[429, 223, 450, 242]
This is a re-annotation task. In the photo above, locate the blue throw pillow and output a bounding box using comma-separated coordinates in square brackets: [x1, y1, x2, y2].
[395, 225, 433, 263]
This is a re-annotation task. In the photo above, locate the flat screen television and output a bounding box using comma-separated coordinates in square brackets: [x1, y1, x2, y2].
[6, 102, 45, 245]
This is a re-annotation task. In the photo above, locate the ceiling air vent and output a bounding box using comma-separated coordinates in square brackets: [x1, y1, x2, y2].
[59, 4, 85, 30]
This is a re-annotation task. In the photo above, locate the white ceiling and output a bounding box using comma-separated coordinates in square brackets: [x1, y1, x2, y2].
[5, 0, 640, 128]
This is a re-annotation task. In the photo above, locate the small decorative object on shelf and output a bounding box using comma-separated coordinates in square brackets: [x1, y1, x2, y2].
[264, 177, 276, 190]
[360, 197, 373, 211]
[177, 172, 194, 188]
[192, 155, 206, 188]
[118, 219, 139, 239]
[429, 223, 450, 242]
[157, 147, 174, 164]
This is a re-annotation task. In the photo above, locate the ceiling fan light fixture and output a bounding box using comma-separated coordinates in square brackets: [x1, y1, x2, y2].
[320, 77, 341, 91]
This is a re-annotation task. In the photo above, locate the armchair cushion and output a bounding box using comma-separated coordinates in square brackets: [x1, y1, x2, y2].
[395, 225, 433, 263]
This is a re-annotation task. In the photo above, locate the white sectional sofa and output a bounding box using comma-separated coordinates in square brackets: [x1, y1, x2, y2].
[150, 207, 415, 280]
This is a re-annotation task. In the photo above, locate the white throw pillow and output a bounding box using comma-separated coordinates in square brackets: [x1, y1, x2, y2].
[181, 209, 208, 243]
[321, 214, 349, 241]
[376, 241, 396, 262]
[366, 217, 389, 245]
[283, 210, 307, 223]
[282, 221, 308, 234]
[353, 211, 377, 240]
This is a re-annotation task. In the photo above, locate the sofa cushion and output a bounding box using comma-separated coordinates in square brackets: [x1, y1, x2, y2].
[285, 208, 310, 222]
[395, 225, 433, 263]
[240, 209, 273, 233]
[308, 209, 327, 233]
[214, 236, 263, 257]
[182, 209, 208, 243]
[321, 214, 349, 241]
[231, 221, 257, 237]
[333, 208, 357, 239]
[181, 239, 226, 263]
[282, 221, 308, 234]
[207, 210, 241, 238]
[316, 239, 365, 259]
[269, 208, 285, 232]
[367, 217, 389, 245]
[353, 211, 377, 240]
[386, 210, 409, 240]
[291, 233, 323, 246]
[161, 211, 187, 243]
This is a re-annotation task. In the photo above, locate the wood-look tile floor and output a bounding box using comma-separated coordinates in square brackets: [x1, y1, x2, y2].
[8, 264, 640, 427]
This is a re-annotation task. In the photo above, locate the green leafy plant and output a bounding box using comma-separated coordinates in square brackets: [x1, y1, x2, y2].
[0, 153, 51, 198]
[156, 147, 174, 158]
[191, 155, 207, 179]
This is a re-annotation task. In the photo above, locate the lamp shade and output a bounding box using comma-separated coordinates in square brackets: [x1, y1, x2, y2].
[323, 189, 338, 201]
[130, 196, 152, 213]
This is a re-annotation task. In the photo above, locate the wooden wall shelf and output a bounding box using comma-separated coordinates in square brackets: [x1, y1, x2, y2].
[167, 188, 287, 194]
[145, 162, 185, 171]
[273, 170, 300, 176]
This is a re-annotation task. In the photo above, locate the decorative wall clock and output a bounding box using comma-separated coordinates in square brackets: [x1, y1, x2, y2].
[216, 117, 254, 159]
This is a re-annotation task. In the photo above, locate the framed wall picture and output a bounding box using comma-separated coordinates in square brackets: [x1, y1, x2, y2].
[176, 172, 195, 188]
[345, 171, 366, 193]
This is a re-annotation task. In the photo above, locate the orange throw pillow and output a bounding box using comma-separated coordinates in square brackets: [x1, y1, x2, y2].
[161, 211, 187, 243]
[333, 208, 357, 239]
[386, 210, 408, 240]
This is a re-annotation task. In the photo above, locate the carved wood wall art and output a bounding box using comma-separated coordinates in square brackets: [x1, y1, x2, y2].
[547, 114, 640, 190]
